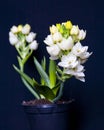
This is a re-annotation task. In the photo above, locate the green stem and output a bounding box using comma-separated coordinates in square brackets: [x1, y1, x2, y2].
[17, 55, 41, 99]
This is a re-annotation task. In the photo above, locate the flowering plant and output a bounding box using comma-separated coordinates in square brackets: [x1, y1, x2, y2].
[9, 21, 92, 102]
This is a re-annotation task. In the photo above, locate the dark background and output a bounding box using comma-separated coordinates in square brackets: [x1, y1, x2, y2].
[0, 0, 103, 130]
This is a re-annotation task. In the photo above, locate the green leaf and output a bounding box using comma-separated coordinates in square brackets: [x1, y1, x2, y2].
[49, 60, 56, 89]
[41, 57, 46, 85]
[34, 57, 50, 87]
[52, 82, 60, 95]
[13, 65, 40, 99]
[13, 65, 55, 101]
[35, 85, 55, 100]
[13, 65, 39, 87]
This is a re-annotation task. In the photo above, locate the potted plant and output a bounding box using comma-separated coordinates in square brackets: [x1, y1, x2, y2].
[9, 20, 92, 130]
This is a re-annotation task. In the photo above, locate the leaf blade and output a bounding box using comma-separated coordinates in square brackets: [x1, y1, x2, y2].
[34, 57, 50, 87]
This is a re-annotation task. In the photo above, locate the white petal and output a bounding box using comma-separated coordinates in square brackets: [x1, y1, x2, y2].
[44, 35, 54, 46]
[76, 65, 84, 72]
[70, 25, 79, 35]
[9, 34, 18, 45]
[58, 62, 70, 68]
[11, 26, 18, 33]
[71, 61, 79, 68]
[49, 56, 59, 60]
[46, 44, 60, 57]
[29, 40, 38, 50]
[78, 30, 86, 40]
[64, 69, 74, 75]
[75, 72, 85, 77]
[80, 52, 92, 59]
[52, 32, 62, 42]
[75, 77, 85, 82]
[26, 32, 36, 43]
[58, 36, 73, 50]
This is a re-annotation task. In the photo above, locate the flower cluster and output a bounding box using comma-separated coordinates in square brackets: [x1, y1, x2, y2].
[44, 21, 92, 82]
[9, 24, 38, 59]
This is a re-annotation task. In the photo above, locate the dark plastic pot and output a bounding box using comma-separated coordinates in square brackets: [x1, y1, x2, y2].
[22, 100, 74, 130]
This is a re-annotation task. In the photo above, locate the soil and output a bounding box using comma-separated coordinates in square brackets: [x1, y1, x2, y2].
[22, 99, 74, 106]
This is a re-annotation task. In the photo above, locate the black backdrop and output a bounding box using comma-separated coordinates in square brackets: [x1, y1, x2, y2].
[0, 0, 104, 130]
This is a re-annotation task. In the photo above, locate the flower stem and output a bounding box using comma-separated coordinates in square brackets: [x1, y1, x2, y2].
[17, 54, 41, 99]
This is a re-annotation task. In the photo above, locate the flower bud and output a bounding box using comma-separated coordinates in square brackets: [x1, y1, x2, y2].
[64, 21, 72, 29]
[52, 32, 62, 42]
[26, 32, 36, 43]
[77, 30, 86, 40]
[70, 25, 79, 35]
[11, 26, 18, 33]
[22, 24, 31, 34]
[9, 32, 18, 45]
[17, 25, 22, 32]
[50, 25, 58, 34]
[29, 40, 38, 50]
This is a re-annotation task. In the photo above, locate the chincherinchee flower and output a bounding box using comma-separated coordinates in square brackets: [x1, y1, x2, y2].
[58, 53, 78, 69]
[64, 64, 85, 82]
[77, 30, 86, 40]
[72, 42, 92, 60]
[46, 44, 61, 60]
[58, 36, 73, 50]
[44, 35, 54, 46]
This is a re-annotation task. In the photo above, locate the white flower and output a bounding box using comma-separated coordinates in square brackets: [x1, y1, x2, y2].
[52, 32, 62, 42]
[65, 64, 85, 82]
[70, 25, 79, 35]
[72, 42, 88, 57]
[22, 24, 31, 34]
[46, 44, 60, 57]
[58, 53, 78, 68]
[29, 40, 38, 50]
[80, 51, 92, 60]
[26, 32, 36, 43]
[44, 35, 54, 46]
[58, 36, 73, 50]
[11, 26, 18, 33]
[77, 30, 86, 40]
[9, 32, 18, 45]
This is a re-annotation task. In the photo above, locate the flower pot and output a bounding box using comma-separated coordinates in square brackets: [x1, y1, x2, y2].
[22, 99, 74, 130]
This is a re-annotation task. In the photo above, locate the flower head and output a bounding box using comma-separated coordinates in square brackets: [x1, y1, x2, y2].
[9, 24, 38, 60]
[44, 20, 92, 83]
